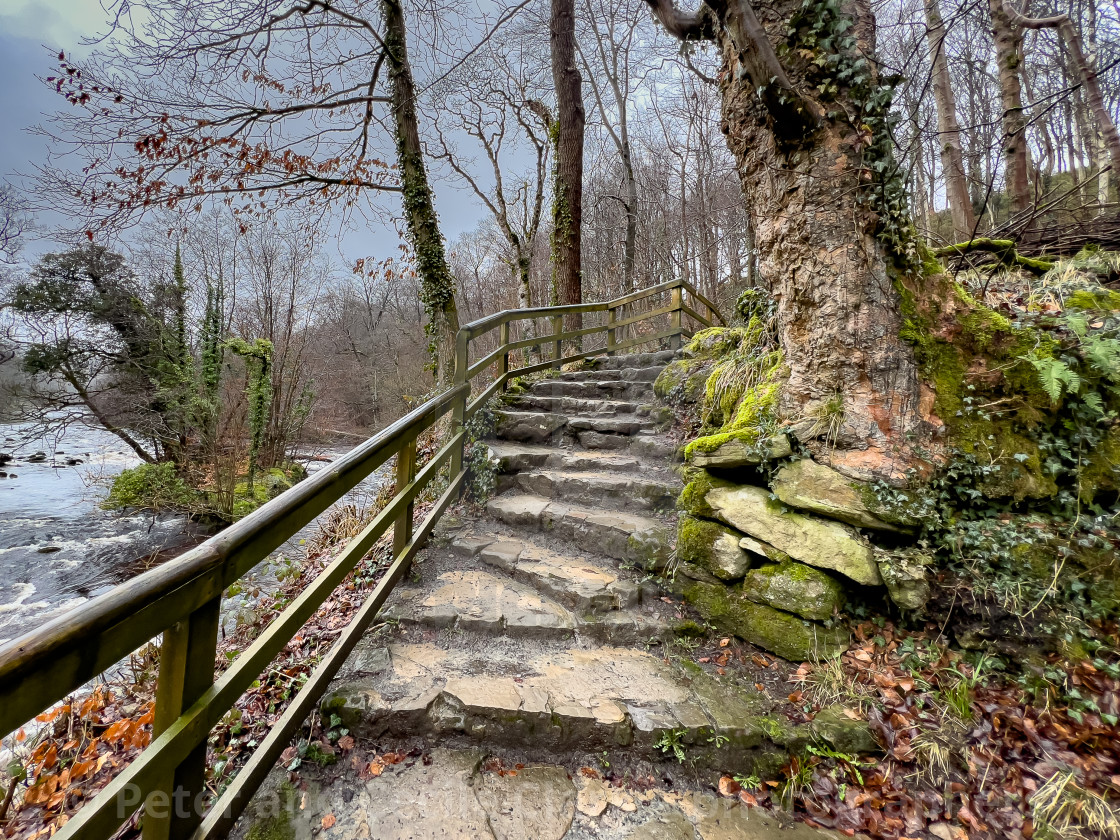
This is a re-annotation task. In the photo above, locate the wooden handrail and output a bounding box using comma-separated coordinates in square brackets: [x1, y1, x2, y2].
[0, 276, 724, 840]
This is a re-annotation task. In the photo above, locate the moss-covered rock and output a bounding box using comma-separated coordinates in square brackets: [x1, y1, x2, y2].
[677, 515, 753, 581]
[653, 357, 713, 403]
[677, 469, 736, 520]
[771, 458, 910, 532]
[686, 432, 792, 469]
[874, 547, 932, 611]
[742, 560, 846, 621]
[702, 484, 882, 586]
[679, 579, 849, 661]
[810, 705, 881, 754]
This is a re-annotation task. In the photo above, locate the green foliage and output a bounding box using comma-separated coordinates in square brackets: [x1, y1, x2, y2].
[463, 397, 502, 503]
[654, 728, 689, 763]
[104, 462, 197, 512]
[784, 0, 917, 270]
[226, 337, 274, 490]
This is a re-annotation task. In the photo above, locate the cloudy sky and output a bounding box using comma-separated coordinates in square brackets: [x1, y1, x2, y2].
[0, 0, 475, 262]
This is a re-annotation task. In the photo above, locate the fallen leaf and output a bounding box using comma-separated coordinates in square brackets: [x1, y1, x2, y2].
[321, 814, 336, 829]
[337, 735, 355, 751]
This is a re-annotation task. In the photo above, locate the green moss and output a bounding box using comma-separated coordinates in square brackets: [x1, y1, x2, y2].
[898, 280, 1060, 500]
[676, 515, 721, 568]
[245, 813, 294, 840]
[680, 580, 848, 661]
[103, 462, 197, 512]
[1078, 425, 1120, 501]
[1066, 289, 1120, 312]
[654, 357, 712, 403]
[673, 620, 706, 639]
[677, 471, 733, 518]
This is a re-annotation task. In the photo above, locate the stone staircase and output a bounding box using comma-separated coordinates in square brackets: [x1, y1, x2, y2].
[232, 351, 855, 840]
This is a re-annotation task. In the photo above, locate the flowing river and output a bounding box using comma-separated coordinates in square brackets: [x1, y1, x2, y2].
[0, 423, 211, 643]
[0, 422, 384, 645]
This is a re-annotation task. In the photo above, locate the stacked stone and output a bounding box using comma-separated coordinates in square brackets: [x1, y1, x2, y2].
[675, 448, 930, 661]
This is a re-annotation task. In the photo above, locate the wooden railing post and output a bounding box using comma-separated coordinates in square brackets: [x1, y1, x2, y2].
[551, 314, 563, 370]
[606, 306, 617, 356]
[143, 597, 220, 840]
[498, 321, 510, 390]
[669, 285, 683, 351]
[393, 437, 416, 557]
[449, 329, 469, 485]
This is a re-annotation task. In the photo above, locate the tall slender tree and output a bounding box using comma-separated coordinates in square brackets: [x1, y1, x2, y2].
[550, 0, 586, 316]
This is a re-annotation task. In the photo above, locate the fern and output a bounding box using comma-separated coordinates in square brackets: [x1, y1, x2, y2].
[1021, 352, 1079, 404]
[1081, 391, 1105, 417]
[1082, 335, 1120, 383]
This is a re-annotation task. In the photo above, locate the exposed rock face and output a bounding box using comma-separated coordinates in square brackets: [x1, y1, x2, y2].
[771, 459, 909, 532]
[875, 547, 933, 610]
[680, 580, 849, 662]
[676, 515, 753, 581]
[698, 484, 882, 586]
[743, 560, 846, 621]
[688, 433, 792, 469]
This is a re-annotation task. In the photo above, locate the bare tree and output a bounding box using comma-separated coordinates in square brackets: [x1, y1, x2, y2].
[36, 0, 460, 379]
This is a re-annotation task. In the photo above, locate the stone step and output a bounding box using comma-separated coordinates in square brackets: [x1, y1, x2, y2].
[448, 532, 647, 612]
[321, 637, 797, 773]
[551, 365, 662, 383]
[235, 745, 853, 840]
[485, 441, 646, 474]
[507, 394, 643, 416]
[530, 379, 654, 401]
[387, 569, 664, 642]
[587, 349, 677, 370]
[495, 411, 657, 444]
[513, 469, 678, 512]
[485, 493, 672, 570]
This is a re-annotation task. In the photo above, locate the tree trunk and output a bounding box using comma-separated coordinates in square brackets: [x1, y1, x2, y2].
[925, 0, 976, 240]
[647, 0, 931, 482]
[383, 0, 460, 384]
[550, 0, 585, 326]
[988, 0, 1032, 217]
[622, 147, 638, 292]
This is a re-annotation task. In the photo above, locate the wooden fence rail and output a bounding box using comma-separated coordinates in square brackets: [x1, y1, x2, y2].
[0, 279, 722, 840]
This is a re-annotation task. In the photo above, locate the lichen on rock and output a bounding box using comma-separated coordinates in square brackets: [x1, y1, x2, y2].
[771, 458, 911, 532]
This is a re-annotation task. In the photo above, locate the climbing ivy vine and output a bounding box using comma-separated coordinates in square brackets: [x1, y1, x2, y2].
[225, 337, 273, 490]
[784, 0, 918, 272]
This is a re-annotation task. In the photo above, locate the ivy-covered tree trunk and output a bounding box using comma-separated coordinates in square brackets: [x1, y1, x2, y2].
[383, 0, 460, 384]
[550, 0, 585, 321]
[647, 0, 937, 483]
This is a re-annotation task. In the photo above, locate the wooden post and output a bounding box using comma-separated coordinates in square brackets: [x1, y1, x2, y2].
[449, 329, 469, 485]
[498, 321, 509, 391]
[393, 437, 416, 558]
[551, 314, 563, 370]
[144, 597, 220, 840]
[606, 306, 617, 356]
[669, 286, 683, 351]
